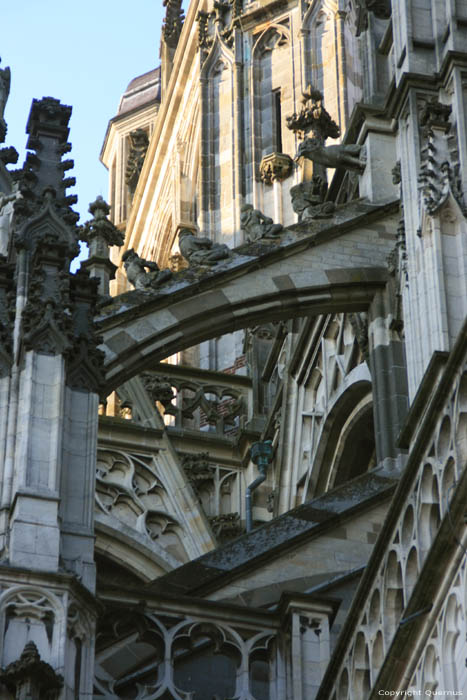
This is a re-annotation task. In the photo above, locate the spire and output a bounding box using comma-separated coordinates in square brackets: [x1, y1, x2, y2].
[11, 97, 80, 263]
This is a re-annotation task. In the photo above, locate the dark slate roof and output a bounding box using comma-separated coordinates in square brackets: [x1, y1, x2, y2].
[146, 470, 398, 598]
[117, 67, 161, 116]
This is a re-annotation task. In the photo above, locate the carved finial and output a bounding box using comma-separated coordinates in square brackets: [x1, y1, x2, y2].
[162, 0, 185, 47]
[80, 196, 124, 248]
[12, 96, 79, 243]
[0, 639, 64, 693]
[286, 88, 339, 142]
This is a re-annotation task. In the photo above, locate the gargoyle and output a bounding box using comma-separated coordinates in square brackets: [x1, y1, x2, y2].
[295, 137, 365, 173]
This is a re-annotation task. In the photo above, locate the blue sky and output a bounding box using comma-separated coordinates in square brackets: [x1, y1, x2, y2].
[2, 1, 164, 262]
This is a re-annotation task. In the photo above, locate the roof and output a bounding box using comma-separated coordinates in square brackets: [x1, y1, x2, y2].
[145, 470, 398, 598]
[117, 67, 161, 117]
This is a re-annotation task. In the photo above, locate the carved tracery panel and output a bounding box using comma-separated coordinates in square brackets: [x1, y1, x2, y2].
[96, 449, 184, 555]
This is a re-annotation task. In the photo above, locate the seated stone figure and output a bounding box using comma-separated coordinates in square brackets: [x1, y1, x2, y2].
[240, 204, 283, 242]
[178, 228, 231, 266]
[122, 249, 172, 290]
[290, 179, 335, 221]
[295, 137, 365, 172]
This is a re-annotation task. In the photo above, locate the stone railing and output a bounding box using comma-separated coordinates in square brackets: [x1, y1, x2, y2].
[141, 363, 253, 436]
[94, 590, 335, 700]
[316, 326, 467, 699]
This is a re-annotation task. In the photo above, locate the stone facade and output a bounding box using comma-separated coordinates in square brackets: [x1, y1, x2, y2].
[0, 0, 466, 697]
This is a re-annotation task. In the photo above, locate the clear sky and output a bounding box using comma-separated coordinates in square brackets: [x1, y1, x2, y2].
[2, 1, 164, 262]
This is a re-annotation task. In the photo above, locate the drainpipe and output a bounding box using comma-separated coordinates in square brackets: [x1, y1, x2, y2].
[246, 440, 274, 532]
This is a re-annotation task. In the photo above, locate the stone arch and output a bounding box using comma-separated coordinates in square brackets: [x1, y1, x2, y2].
[337, 666, 349, 700]
[383, 550, 404, 644]
[302, 3, 336, 97]
[441, 593, 462, 691]
[417, 463, 441, 561]
[404, 546, 419, 601]
[400, 503, 415, 549]
[311, 375, 374, 495]
[436, 413, 452, 462]
[251, 22, 294, 203]
[200, 40, 236, 238]
[441, 457, 456, 519]
[371, 630, 384, 679]
[173, 621, 243, 699]
[100, 242, 388, 392]
[0, 585, 65, 669]
[368, 588, 381, 631]
[352, 631, 370, 696]
[456, 373, 467, 462]
[421, 644, 439, 694]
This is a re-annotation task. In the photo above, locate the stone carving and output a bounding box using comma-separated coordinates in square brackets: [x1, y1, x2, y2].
[0, 641, 63, 697]
[66, 269, 106, 393]
[122, 248, 172, 290]
[0, 145, 18, 165]
[418, 99, 466, 216]
[0, 255, 14, 377]
[286, 87, 340, 142]
[259, 152, 293, 185]
[143, 371, 246, 435]
[240, 204, 283, 242]
[181, 452, 214, 489]
[387, 220, 407, 280]
[258, 25, 289, 54]
[419, 97, 452, 131]
[125, 129, 149, 196]
[168, 251, 189, 272]
[391, 160, 401, 186]
[162, 0, 185, 47]
[295, 137, 365, 173]
[0, 58, 10, 143]
[21, 234, 74, 356]
[80, 196, 124, 296]
[96, 449, 182, 545]
[95, 610, 274, 700]
[209, 512, 242, 542]
[290, 178, 336, 221]
[143, 373, 175, 407]
[196, 10, 213, 52]
[355, 0, 392, 35]
[178, 228, 231, 266]
[80, 196, 124, 249]
[11, 97, 79, 251]
[348, 312, 369, 360]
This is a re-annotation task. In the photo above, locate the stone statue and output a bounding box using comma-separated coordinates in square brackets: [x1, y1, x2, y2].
[0, 58, 11, 143]
[290, 180, 335, 221]
[178, 228, 231, 266]
[240, 204, 283, 242]
[295, 137, 365, 172]
[125, 129, 149, 196]
[122, 249, 172, 290]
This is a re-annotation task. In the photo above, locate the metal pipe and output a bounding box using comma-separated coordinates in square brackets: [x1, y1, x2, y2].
[246, 440, 274, 532]
[246, 467, 267, 533]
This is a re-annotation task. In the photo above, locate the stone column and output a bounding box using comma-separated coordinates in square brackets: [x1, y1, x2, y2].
[367, 284, 409, 470]
[281, 600, 334, 699]
[0, 96, 100, 700]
